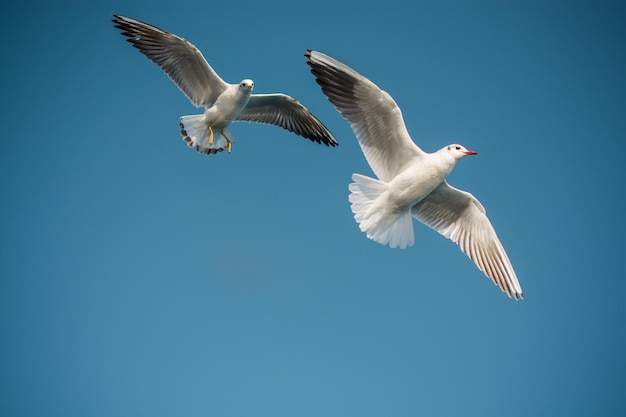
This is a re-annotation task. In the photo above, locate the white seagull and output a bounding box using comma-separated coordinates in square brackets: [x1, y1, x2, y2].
[305, 51, 523, 299]
[112, 15, 337, 154]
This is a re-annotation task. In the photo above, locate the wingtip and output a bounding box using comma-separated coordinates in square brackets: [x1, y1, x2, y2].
[510, 291, 524, 301]
[111, 14, 127, 24]
[313, 131, 339, 147]
[304, 50, 322, 65]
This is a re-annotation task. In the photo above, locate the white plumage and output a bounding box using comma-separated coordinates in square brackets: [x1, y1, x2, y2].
[112, 15, 338, 154]
[306, 50, 523, 300]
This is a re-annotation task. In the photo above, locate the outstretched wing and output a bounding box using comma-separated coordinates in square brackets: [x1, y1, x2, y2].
[305, 50, 424, 182]
[112, 14, 229, 107]
[412, 181, 524, 299]
[236, 94, 338, 146]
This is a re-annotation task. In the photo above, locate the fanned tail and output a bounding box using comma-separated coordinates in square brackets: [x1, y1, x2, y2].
[179, 115, 234, 155]
[349, 173, 414, 249]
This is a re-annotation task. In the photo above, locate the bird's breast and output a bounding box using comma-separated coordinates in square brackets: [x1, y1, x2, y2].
[203, 89, 251, 127]
[387, 162, 453, 211]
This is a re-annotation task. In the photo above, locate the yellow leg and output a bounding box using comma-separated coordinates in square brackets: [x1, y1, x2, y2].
[208, 124, 214, 145]
[221, 129, 232, 153]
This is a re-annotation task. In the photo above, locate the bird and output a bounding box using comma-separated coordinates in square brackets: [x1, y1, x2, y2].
[112, 15, 338, 154]
[305, 50, 523, 300]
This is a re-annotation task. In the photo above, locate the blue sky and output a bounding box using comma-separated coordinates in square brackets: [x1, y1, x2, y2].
[1, 0, 625, 416]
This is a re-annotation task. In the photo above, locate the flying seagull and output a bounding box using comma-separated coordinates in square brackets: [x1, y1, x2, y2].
[112, 15, 337, 154]
[305, 50, 523, 299]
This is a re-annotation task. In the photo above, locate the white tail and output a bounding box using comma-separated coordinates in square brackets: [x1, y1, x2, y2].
[179, 115, 234, 154]
[349, 173, 414, 249]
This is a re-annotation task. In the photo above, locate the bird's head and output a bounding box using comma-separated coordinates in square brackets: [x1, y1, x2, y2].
[239, 79, 254, 92]
[445, 144, 478, 160]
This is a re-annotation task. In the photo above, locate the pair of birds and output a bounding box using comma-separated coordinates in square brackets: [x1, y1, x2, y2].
[113, 15, 524, 300]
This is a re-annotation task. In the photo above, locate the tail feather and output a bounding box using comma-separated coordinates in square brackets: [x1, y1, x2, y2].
[349, 173, 414, 249]
[179, 115, 233, 155]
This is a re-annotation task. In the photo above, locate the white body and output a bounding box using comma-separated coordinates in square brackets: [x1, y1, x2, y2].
[350, 146, 471, 250]
[202, 82, 253, 129]
[306, 50, 524, 300]
[180, 81, 253, 153]
[386, 149, 457, 213]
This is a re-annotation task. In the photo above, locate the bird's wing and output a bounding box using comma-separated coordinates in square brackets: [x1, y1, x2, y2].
[236, 94, 338, 146]
[305, 50, 424, 182]
[412, 181, 523, 299]
[112, 14, 229, 107]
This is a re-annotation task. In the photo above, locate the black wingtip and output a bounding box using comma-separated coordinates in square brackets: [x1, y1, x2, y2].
[111, 14, 125, 24]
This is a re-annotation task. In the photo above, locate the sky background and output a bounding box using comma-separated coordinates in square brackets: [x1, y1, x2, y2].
[1, 0, 625, 416]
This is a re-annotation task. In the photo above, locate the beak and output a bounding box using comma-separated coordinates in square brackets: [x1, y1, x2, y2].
[464, 150, 478, 155]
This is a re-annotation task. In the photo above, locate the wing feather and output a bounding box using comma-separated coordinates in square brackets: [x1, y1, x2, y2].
[305, 50, 424, 182]
[412, 182, 523, 299]
[112, 14, 228, 107]
[236, 94, 338, 146]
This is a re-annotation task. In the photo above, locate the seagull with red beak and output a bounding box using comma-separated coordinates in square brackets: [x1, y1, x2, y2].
[305, 50, 523, 300]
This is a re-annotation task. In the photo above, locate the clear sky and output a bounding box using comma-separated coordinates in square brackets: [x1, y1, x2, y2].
[1, 0, 625, 416]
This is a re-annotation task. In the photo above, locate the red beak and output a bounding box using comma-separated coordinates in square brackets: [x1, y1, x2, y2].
[464, 150, 478, 155]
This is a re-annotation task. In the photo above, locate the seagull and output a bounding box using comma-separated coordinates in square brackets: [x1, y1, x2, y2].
[305, 51, 523, 300]
[112, 15, 338, 154]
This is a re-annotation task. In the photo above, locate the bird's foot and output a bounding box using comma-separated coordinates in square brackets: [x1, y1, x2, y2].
[221, 129, 232, 153]
[208, 124, 214, 145]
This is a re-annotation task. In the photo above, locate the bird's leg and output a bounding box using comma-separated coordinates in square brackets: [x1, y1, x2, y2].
[221, 129, 232, 153]
[208, 123, 214, 145]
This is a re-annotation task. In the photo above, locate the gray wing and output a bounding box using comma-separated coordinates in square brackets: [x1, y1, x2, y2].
[236, 94, 338, 146]
[305, 50, 424, 182]
[412, 182, 524, 300]
[112, 15, 229, 107]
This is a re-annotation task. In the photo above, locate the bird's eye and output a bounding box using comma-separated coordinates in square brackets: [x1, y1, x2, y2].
[455, 146, 461, 150]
